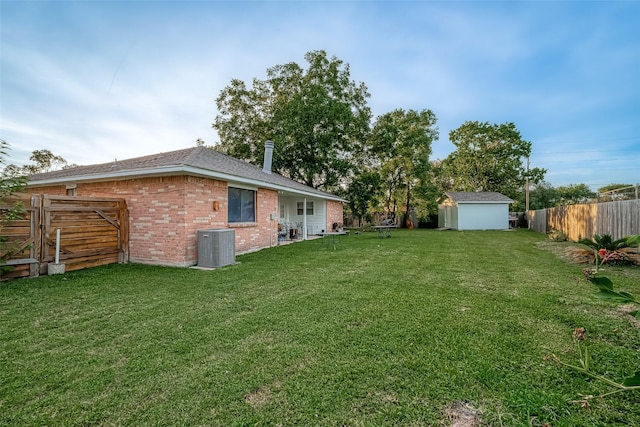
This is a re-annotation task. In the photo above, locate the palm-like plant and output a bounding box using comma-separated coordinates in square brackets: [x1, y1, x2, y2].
[578, 234, 640, 267]
[578, 234, 630, 251]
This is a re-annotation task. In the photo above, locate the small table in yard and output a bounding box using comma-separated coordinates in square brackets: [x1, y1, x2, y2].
[372, 225, 397, 238]
[318, 231, 347, 250]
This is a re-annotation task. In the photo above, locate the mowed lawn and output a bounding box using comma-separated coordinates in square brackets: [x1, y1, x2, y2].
[1, 229, 639, 426]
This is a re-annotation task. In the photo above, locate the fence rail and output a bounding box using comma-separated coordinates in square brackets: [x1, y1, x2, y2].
[1, 195, 129, 280]
[0, 196, 40, 279]
[528, 199, 640, 241]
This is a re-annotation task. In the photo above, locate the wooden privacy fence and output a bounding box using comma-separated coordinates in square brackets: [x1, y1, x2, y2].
[1, 195, 129, 280]
[528, 199, 640, 241]
[0, 198, 40, 279]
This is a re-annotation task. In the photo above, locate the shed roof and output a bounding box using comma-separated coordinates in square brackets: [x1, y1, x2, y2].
[27, 146, 345, 202]
[445, 191, 514, 203]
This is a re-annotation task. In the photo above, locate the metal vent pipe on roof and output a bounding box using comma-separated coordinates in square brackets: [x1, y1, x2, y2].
[263, 140, 273, 174]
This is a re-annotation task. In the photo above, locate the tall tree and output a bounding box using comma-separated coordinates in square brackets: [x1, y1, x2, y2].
[514, 181, 600, 209]
[442, 121, 545, 201]
[369, 109, 438, 221]
[213, 50, 372, 191]
[556, 183, 596, 205]
[346, 170, 382, 226]
[2, 149, 73, 178]
[514, 181, 558, 210]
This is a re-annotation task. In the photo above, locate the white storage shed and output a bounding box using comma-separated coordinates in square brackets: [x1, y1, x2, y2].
[438, 192, 514, 230]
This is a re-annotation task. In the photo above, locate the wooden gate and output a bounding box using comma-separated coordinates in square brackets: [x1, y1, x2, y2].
[1, 195, 129, 280]
[0, 195, 41, 280]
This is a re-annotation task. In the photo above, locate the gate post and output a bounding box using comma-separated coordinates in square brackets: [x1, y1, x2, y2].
[30, 195, 42, 278]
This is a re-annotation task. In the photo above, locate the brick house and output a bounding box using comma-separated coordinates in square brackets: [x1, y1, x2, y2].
[26, 144, 345, 267]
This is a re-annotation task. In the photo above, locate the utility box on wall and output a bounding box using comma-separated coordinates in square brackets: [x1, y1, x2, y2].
[197, 229, 235, 268]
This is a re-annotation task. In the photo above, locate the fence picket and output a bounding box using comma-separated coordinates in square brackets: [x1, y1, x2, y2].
[528, 200, 640, 241]
[1, 195, 129, 280]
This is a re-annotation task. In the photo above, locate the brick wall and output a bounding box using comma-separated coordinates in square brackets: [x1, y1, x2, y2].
[326, 200, 344, 231]
[230, 188, 278, 254]
[28, 175, 280, 266]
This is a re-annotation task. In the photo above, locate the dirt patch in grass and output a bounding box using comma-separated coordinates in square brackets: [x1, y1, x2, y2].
[373, 391, 398, 404]
[442, 401, 480, 427]
[244, 383, 278, 408]
[535, 241, 584, 264]
[565, 247, 594, 264]
[613, 304, 640, 328]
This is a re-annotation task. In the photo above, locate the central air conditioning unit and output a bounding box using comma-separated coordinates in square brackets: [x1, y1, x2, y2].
[197, 229, 235, 268]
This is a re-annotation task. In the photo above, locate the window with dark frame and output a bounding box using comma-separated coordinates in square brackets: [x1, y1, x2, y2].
[228, 187, 256, 223]
[296, 201, 314, 215]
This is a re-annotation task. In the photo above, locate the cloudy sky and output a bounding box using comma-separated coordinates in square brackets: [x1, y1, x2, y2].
[1, 0, 639, 190]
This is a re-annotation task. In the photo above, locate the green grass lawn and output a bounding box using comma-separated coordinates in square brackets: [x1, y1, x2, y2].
[1, 229, 639, 426]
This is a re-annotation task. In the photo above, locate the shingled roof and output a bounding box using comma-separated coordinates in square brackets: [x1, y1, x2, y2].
[445, 192, 513, 203]
[27, 146, 345, 201]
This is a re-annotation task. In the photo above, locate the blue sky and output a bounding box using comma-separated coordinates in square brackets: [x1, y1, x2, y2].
[1, 0, 639, 190]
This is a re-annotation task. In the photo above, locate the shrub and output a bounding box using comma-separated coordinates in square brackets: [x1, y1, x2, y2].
[579, 234, 631, 251]
[548, 228, 568, 241]
[578, 234, 639, 266]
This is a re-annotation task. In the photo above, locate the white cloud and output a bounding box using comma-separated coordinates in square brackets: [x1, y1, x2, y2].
[2, 0, 639, 189]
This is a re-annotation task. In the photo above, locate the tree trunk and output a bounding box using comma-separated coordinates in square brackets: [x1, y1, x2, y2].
[404, 182, 413, 228]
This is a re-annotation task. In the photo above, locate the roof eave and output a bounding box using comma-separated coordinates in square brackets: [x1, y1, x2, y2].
[455, 200, 514, 204]
[27, 165, 347, 202]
